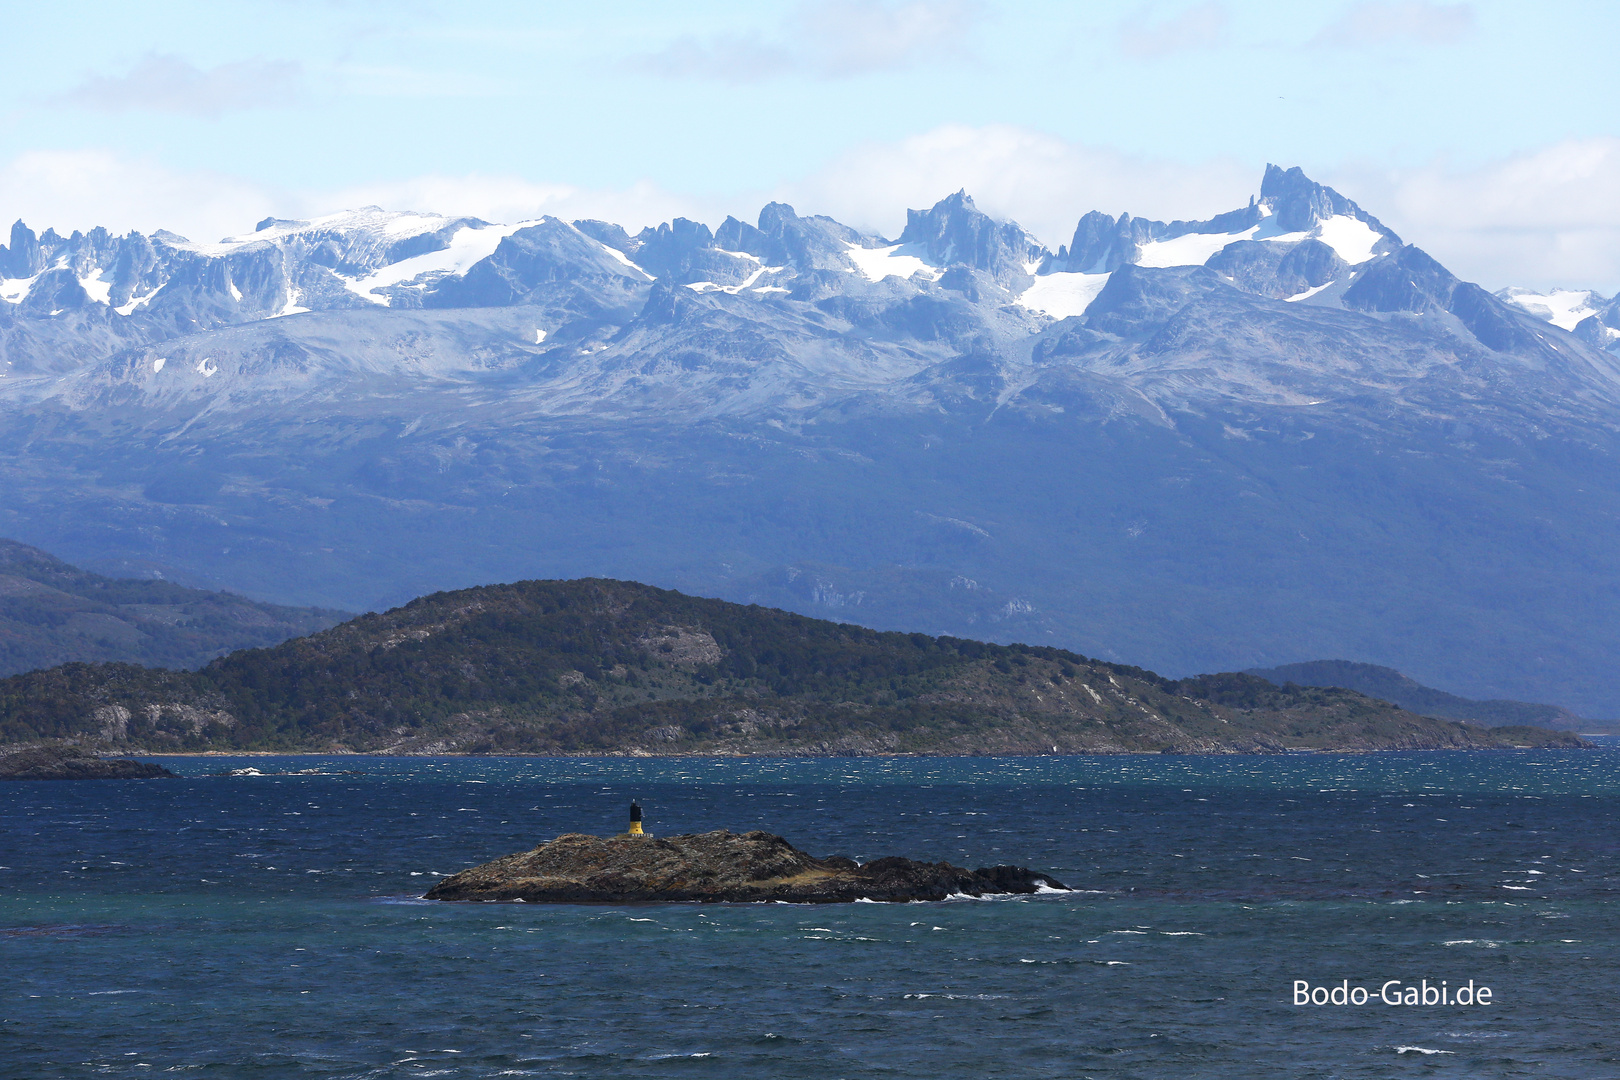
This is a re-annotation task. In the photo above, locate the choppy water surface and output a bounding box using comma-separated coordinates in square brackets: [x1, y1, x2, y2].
[3, 746, 1617, 1078]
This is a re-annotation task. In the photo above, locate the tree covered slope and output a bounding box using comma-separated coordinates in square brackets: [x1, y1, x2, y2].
[0, 579, 1581, 755]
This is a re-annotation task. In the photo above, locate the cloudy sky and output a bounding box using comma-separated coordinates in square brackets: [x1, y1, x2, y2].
[3, 0, 1617, 291]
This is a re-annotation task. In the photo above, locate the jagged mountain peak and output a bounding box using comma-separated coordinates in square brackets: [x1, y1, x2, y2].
[1015, 165, 1413, 324]
[1258, 164, 1400, 242]
[897, 189, 1046, 284]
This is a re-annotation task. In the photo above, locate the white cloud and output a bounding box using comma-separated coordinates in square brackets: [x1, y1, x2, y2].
[55, 54, 304, 118]
[636, 0, 979, 82]
[1327, 138, 1620, 292]
[1313, 2, 1475, 47]
[799, 0, 980, 75]
[324, 175, 709, 234]
[1118, 3, 1228, 59]
[777, 124, 1254, 249]
[0, 149, 280, 243]
[637, 33, 799, 83]
[0, 150, 711, 245]
[327, 64, 512, 99]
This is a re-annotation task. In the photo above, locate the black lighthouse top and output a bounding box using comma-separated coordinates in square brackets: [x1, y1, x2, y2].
[629, 801, 642, 823]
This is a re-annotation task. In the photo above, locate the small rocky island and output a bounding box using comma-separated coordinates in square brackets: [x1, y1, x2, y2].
[0, 744, 173, 780]
[425, 829, 1069, 904]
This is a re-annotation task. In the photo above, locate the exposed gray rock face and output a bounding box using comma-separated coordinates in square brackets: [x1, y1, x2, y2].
[1206, 238, 1347, 298]
[897, 191, 1044, 285]
[626, 218, 759, 287]
[1, 221, 44, 278]
[1578, 298, 1620, 353]
[423, 218, 648, 309]
[1259, 164, 1394, 237]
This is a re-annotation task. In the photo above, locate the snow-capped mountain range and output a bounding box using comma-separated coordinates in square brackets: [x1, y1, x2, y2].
[5, 165, 1620, 715]
[4, 164, 1613, 396]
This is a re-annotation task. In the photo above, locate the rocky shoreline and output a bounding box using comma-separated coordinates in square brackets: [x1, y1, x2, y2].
[425, 829, 1069, 904]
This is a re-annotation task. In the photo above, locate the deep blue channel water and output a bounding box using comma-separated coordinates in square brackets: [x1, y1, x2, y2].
[3, 746, 1618, 1079]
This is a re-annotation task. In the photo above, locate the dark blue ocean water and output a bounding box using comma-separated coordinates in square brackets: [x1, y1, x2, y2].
[3, 746, 1618, 1079]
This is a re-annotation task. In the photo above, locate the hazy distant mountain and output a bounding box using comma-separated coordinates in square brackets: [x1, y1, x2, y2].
[1245, 660, 1586, 729]
[5, 165, 1620, 715]
[0, 538, 347, 675]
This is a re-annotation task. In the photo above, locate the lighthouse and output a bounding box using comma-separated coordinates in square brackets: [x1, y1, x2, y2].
[627, 800, 645, 837]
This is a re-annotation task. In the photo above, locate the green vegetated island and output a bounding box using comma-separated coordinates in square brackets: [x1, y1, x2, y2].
[0, 578, 1586, 755]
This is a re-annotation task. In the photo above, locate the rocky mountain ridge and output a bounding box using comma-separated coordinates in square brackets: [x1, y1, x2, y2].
[4, 165, 1608, 396]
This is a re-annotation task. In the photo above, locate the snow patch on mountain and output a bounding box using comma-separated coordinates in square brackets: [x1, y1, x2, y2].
[844, 242, 941, 282]
[116, 285, 163, 317]
[215, 208, 469, 251]
[1017, 271, 1109, 319]
[1, 274, 40, 303]
[275, 287, 309, 319]
[685, 265, 788, 295]
[78, 271, 113, 306]
[1499, 287, 1605, 331]
[1137, 229, 1255, 269]
[1313, 216, 1384, 265]
[1133, 214, 1380, 271]
[595, 241, 653, 279]
[1285, 282, 1333, 302]
[342, 222, 531, 304]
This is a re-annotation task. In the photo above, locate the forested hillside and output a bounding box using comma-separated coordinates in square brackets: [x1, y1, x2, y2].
[0, 579, 1582, 755]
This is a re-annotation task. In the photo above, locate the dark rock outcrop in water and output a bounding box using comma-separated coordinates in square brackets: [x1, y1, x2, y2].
[424, 829, 1068, 904]
[0, 743, 172, 780]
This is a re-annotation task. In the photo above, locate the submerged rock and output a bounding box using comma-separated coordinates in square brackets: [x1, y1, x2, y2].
[425, 829, 1069, 904]
[0, 744, 173, 780]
